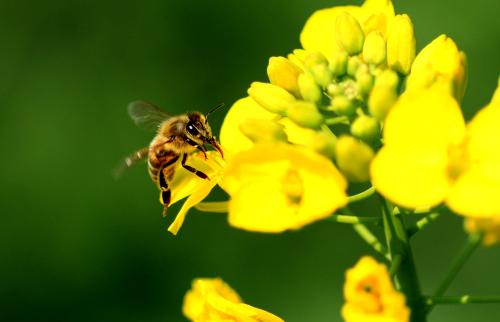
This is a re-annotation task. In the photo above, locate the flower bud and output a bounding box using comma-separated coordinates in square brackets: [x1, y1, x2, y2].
[363, 31, 386, 66]
[298, 73, 322, 103]
[327, 83, 343, 97]
[336, 12, 365, 55]
[267, 56, 302, 96]
[304, 52, 328, 69]
[368, 84, 397, 121]
[407, 35, 467, 100]
[329, 51, 348, 77]
[387, 14, 416, 75]
[311, 131, 337, 159]
[287, 101, 324, 129]
[347, 56, 363, 77]
[248, 82, 296, 116]
[376, 69, 399, 89]
[330, 95, 356, 116]
[287, 49, 309, 70]
[351, 115, 380, 144]
[311, 64, 332, 88]
[336, 135, 374, 182]
[239, 118, 288, 144]
[355, 69, 374, 97]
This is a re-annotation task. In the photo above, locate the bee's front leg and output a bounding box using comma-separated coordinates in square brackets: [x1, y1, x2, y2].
[181, 154, 209, 180]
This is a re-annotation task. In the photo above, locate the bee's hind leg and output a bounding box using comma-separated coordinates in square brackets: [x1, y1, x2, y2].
[159, 166, 172, 217]
[181, 154, 209, 180]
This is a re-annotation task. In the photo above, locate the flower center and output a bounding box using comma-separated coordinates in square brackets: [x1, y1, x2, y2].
[446, 141, 470, 182]
[281, 169, 304, 206]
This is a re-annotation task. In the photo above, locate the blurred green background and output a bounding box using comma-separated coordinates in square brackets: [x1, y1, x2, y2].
[1, 0, 499, 321]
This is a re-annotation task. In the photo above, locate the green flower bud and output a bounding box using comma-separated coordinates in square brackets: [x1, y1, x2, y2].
[330, 95, 355, 116]
[239, 118, 288, 143]
[329, 51, 348, 77]
[355, 69, 374, 97]
[267, 56, 302, 96]
[248, 82, 296, 116]
[350, 115, 380, 144]
[363, 31, 386, 65]
[335, 12, 365, 55]
[311, 131, 337, 159]
[375, 69, 399, 89]
[311, 64, 332, 88]
[287, 101, 324, 129]
[335, 135, 374, 182]
[327, 83, 343, 97]
[298, 73, 322, 103]
[304, 52, 328, 69]
[347, 56, 363, 77]
[387, 14, 416, 75]
[368, 83, 397, 121]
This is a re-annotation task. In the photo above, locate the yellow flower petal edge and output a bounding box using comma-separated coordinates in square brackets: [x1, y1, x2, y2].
[371, 87, 466, 209]
[168, 153, 224, 235]
[342, 256, 410, 322]
[222, 143, 347, 233]
[300, 0, 394, 58]
[182, 278, 284, 322]
[407, 35, 467, 100]
[220, 96, 323, 156]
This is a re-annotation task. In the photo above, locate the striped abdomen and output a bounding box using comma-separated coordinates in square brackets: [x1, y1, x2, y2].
[147, 149, 180, 187]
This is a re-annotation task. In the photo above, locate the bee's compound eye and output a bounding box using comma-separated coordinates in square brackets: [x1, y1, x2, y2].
[186, 123, 199, 136]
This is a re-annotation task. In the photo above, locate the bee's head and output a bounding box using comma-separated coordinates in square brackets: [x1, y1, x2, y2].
[186, 112, 224, 158]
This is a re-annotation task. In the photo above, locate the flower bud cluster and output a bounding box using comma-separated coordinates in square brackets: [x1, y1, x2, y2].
[243, 10, 418, 183]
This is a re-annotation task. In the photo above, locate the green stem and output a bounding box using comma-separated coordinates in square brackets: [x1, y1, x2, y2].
[425, 295, 500, 305]
[327, 214, 381, 225]
[325, 116, 350, 125]
[195, 201, 228, 213]
[348, 186, 376, 203]
[389, 254, 403, 277]
[428, 233, 483, 313]
[380, 196, 426, 322]
[353, 224, 390, 261]
[407, 212, 441, 238]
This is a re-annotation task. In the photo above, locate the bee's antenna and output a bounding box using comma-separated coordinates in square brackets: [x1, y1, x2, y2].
[205, 103, 225, 120]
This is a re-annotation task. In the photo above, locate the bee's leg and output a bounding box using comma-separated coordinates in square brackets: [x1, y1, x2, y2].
[185, 137, 208, 160]
[159, 165, 172, 217]
[181, 154, 209, 180]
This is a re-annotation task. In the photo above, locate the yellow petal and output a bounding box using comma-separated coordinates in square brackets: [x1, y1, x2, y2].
[465, 103, 500, 163]
[220, 96, 324, 156]
[300, 0, 395, 58]
[220, 97, 276, 156]
[183, 278, 284, 322]
[371, 146, 451, 209]
[383, 88, 466, 150]
[447, 162, 500, 218]
[300, 6, 361, 58]
[223, 143, 347, 233]
[168, 154, 223, 235]
[407, 35, 467, 100]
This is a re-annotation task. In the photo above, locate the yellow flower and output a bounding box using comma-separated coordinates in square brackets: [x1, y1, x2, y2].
[342, 256, 410, 322]
[464, 217, 500, 246]
[300, 0, 395, 58]
[371, 83, 500, 218]
[219, 96, 329, 157]
[183, 277, 284, 322]
[221, 143, 347, 233]
[167, 152, 224, 235]
[406, 35, 467, 100]
[267, 56, 302, 96]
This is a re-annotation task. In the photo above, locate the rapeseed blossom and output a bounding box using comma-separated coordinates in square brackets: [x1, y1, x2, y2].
[342, 256, 409, 322]
[183, 278, 284, 322]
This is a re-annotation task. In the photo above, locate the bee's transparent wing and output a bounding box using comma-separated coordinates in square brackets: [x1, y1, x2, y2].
[128, 100, 171, 131]
[112, 147, 149, 179]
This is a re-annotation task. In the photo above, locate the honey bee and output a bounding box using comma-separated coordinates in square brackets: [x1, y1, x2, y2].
[117, 101, 224, 216]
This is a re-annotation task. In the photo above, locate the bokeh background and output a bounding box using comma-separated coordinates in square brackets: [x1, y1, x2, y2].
[1, 0, 500, 321]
